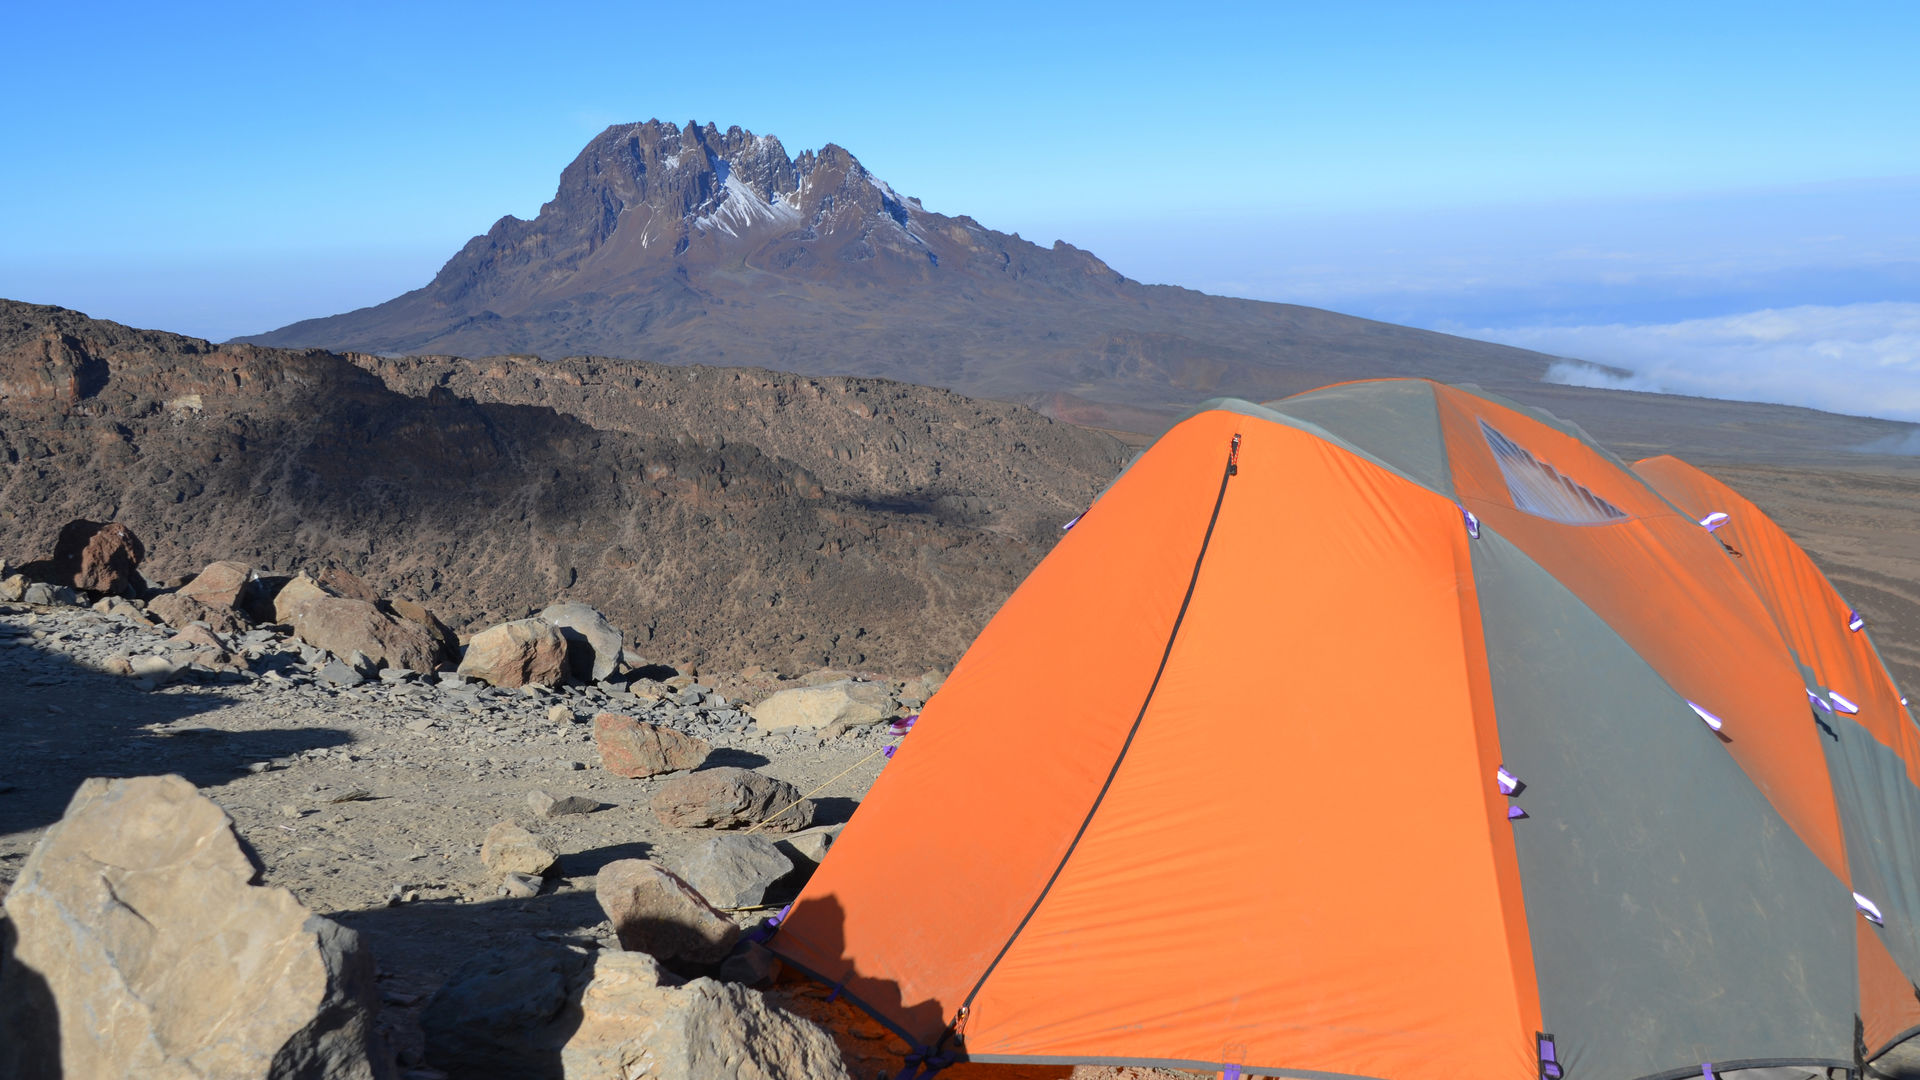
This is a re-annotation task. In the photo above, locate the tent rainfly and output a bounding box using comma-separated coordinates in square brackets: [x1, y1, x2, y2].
[767, 378, 1920, 1080]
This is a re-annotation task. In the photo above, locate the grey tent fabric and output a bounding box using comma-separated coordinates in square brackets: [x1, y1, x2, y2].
[1471, 526, 1857, 1079]
[1261, 379, 1455, 498]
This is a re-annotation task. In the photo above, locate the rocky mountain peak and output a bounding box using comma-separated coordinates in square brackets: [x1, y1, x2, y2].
[243, 120, 1565, 417]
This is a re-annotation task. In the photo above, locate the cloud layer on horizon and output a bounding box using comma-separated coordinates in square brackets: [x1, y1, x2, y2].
[1467, 301, 1920, 422]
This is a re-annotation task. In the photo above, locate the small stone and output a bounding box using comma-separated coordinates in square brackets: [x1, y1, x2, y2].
[500, 872, 542, 898]
[527, 789, 597, 818]
[776, 824, 844, 868]
[279, 804, 302, 818]
[546, 703, 573, 725]
[319, 658, 366, 687]
[592, 712, 711, 779]
[480, 821, 556, 877]
[594, 859, 740, 966]
[649, 766, 815, 832]
[717, 939, 781, 987]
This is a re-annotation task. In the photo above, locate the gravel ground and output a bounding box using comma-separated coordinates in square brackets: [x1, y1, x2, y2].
[0, 597, 896, 1071]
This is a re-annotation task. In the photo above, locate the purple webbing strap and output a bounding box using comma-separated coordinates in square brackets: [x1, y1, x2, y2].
[1699, 511, 1729, 532]
[1497, 766, 1521, 796]
[1701, 1064, 1714, 1080]
[1462, 507, 1482, 539]
[1537, 1033, 1563, 1079]
[1850, 610, 1866, 632]
[1508, 806, 1528, 820]
[1223, 1066, 1242, 1080]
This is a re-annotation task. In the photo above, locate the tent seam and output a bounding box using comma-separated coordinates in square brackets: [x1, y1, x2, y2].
[951, 430, 1243, 1029]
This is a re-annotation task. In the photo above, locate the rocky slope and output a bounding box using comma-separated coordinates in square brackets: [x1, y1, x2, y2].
[240, 119, 1574, 416]
[0, 301, 1126, 673]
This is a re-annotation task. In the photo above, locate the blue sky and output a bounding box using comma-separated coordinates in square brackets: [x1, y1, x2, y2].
[4, 1, 1917, 416]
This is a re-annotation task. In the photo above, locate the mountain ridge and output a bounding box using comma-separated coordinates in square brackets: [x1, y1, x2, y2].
[240, 119, 1579, 413]
[1, 299, 1126, 673]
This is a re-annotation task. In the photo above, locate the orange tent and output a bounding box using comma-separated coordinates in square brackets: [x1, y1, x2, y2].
[768, 379, 1920, 1080]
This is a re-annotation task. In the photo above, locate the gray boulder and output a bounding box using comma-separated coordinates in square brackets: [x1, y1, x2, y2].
[679, 832, 797, 909]
[594, 859, 740, 967]
[0, 775, 391, 1079]
[539, 602, 624, 683]
[420, 940, 593, 1079]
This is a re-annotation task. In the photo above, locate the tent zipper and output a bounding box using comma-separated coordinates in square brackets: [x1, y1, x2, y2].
[943, 430, 1243, 1043]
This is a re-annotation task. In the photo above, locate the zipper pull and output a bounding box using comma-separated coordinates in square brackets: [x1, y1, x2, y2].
[1228, 433, 1242, 476]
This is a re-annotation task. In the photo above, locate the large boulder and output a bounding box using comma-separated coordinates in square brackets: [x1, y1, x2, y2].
[148, 560, 260, 635]
[0, 775, 391, 1079]
[750, 680, 895, 732]
[176, 559, 256, 610]
[420, 943, 851, 1080]
[593, 712, 710, 778]
[539, 602, 625, 682]
[49, 519, 146, 596]
[650, 767, 815, 832]
[679, 832, 799, 909]
[276, 573, 444, 673]
[594, 859, 741, 967]
[148, 590, 253, 635]
[564, 956, 852, 1080]
[316, 565, 381, 603]
[458, 618, 569, 688]
[272, 572, 331, 623]
[419, 940, 592, 1079]
[388, 597, 459, 661]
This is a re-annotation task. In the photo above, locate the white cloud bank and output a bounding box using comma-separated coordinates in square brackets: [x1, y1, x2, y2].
[1470, 301, 1920, 423]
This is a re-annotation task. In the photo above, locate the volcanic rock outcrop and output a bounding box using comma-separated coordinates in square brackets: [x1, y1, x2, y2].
[0, 300, 1125, 672]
